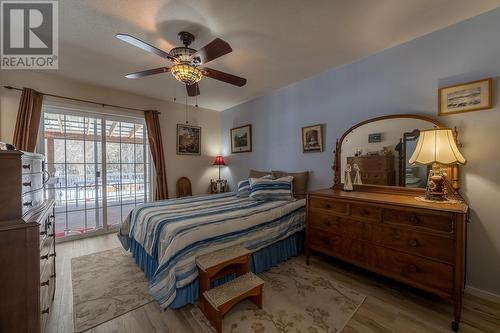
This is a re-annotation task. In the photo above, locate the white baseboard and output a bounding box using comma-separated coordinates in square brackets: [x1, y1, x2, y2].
[465, 285, 500, 304]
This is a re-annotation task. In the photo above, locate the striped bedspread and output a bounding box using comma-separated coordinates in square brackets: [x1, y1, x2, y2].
[118, 192, 305, 308]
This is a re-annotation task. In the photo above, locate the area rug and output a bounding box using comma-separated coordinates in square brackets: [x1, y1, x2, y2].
[71, 247, 153, 332]
[186, 257, 366, 333]
[72, 249, 365, 332]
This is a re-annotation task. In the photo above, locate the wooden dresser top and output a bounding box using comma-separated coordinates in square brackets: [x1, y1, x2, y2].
[308, 188, 468, 214]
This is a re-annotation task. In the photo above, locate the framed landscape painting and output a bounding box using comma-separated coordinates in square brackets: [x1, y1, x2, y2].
[177, 124, 201, 155]
[438, 78, 492, 116]
[302, 124, 323, 152]
[231, 124, 252, 153]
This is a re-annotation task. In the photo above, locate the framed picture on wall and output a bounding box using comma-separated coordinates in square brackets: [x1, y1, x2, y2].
[231, 124, 252, 153]
[302, 124, 323, 152]
[177, 124, 201, 155]
[438, 78, 492, 116]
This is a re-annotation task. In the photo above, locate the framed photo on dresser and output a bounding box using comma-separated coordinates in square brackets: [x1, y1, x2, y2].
[230, 124, 252, 153]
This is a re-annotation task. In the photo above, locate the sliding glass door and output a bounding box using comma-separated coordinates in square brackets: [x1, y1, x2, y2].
[40, 105, 150, 239]
[104, 119, 150, 228]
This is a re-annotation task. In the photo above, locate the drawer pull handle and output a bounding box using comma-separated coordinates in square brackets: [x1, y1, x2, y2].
[40, 230, 47, 236]
[410, 215, 420, 224]
[41, 307, 49, 315]
[50, 273, 56, 278]
[22, 164, 31, 170]
[408, 239, 418, 247]
[22, 181, 32, 187]
[49, 253, 56, 258]
[41, 280, 49, 287]
[40, 254, 49, 260]
[408, 264, 418, 273]
[23, 201, 33, 207]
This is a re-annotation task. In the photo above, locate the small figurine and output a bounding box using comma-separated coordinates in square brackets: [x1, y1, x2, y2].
[353, 163, 362, 185]
[344, 164, 353, 191]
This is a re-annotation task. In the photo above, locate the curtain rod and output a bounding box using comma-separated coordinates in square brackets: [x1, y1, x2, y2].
[3, 85, 159, 114]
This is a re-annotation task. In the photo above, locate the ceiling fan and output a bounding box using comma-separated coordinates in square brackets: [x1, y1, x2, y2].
[116, 31, 247, 97]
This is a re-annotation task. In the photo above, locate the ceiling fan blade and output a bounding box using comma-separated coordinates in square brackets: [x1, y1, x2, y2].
[125, 67, 170, 79]
[203, 68, 247, 87]
[186, 83, 200, 96]
[116, 33, 175, 60]
[190, 38, 232, 64]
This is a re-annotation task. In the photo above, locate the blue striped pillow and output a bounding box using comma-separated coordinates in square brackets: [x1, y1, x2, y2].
[237, 175, 274, 197]
[249, 176, 294, 201]
[236, 179, 251, 197]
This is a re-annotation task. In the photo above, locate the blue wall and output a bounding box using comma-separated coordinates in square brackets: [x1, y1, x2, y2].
[221, 7, 500, 295]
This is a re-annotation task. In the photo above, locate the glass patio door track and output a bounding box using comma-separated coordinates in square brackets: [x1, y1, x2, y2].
[41, 107, 150, 239]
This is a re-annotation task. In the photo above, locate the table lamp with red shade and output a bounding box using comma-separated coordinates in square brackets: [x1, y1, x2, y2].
[212, 155, 226, 181]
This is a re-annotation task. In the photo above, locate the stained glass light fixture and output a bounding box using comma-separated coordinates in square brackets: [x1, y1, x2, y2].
[171, 63, 203, 85]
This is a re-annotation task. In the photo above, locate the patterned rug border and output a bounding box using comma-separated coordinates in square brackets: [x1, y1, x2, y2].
[71, 247, 154, 332]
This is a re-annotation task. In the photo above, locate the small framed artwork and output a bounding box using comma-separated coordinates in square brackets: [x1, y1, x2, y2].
[438, 78, 492, 116]
[302, 124, 323, 152]
[231, 124, 252, 153]
[177, 124, 201, 155]
[368, 133, 382, 143]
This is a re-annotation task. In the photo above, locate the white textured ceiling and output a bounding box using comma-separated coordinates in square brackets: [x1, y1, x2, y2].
[55, 0, 500, 111]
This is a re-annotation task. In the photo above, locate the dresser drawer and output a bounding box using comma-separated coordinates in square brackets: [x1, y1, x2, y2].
[21, 173, 44, 194]
[22, 188, 45, 215]
[350, 204, 380, 222]
[308, 211, 350, 235]
[382, 208, 454, 233]
[40, 236, 55, 273]
[364, 242, 454, 295]
[347, 156, 394, 171]
[308, 227, 345, 255]
[309, 197, 348, 215]
[371, 225, 454, 263]
[21, 155, 43, 174]
[40, 264, 55, 328]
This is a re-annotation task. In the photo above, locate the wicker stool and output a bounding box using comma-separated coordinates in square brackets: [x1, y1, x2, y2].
[196, 245, 264, 333]
[203, 272, 264, 333]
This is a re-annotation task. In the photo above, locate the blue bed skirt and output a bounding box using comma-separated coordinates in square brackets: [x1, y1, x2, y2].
[128, 230, 304, 309]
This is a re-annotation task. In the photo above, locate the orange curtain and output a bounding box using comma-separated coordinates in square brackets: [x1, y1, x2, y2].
[144, 110, 169, 200]
[12, 88, 43, 152]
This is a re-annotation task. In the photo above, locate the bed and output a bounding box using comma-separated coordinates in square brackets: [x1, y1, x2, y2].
[118, 191, 306, 309]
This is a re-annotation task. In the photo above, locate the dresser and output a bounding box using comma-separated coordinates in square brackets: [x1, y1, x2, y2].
[346, 155, 395, 185]
[306, 189, 468, 330]
[0, 150, 56, 333]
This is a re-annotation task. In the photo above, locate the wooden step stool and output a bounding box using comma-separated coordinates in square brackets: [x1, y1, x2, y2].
[196, 245, 264, 333]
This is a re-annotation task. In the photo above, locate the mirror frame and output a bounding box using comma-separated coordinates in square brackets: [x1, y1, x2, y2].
[332, 114, 460, 194]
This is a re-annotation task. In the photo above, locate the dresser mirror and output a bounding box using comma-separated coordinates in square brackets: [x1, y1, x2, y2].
[333, 114, 460, 192]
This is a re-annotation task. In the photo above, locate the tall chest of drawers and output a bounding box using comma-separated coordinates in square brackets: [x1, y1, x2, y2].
[346, 155, 396, 186]
[0, 150, 56, 333]
[306, 189, 468, 330]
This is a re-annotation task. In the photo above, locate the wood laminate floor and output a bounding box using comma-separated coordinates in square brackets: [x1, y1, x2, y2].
[46, 234, 500, 333]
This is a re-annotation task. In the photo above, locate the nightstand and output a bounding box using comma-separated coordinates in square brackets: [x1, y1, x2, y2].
[210, 179, 228, 194]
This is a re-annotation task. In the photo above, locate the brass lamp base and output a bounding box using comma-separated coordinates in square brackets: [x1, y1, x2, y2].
[425, 163, 447, 201]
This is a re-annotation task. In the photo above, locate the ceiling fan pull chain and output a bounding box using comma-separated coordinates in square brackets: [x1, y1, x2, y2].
[185, 94, 189, 124]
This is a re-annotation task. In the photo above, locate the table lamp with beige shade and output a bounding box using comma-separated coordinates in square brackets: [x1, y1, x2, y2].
[409, 128, 466, 201]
